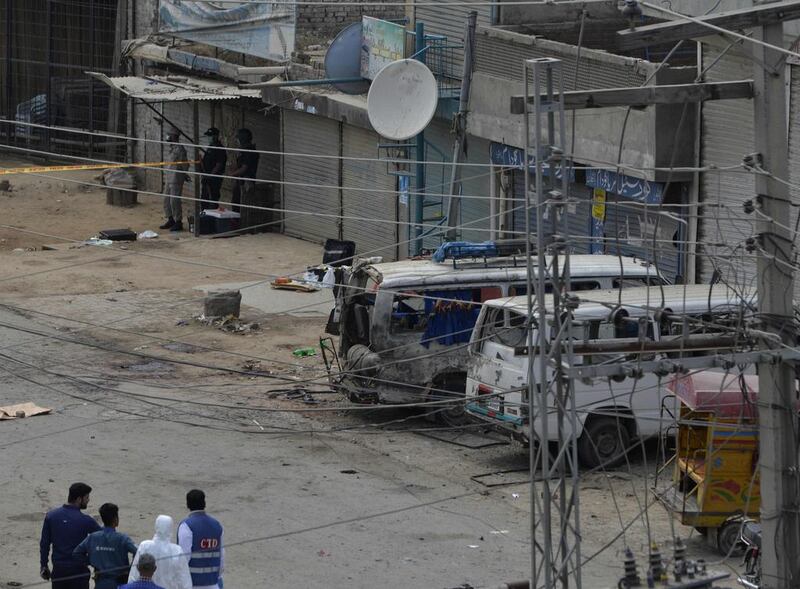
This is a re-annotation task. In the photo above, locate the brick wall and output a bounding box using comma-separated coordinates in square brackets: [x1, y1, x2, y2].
[295, 0, 405, 50]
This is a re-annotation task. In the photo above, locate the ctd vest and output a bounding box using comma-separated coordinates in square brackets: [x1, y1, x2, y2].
[180, 512, 222, 586]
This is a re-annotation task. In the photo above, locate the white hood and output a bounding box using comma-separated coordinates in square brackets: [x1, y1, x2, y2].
[154, 514, 173, 542]
[129, 515, 192, 589]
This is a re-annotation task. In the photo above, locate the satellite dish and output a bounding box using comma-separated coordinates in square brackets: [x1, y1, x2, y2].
[324, 22, 370, 95]
[367, 59, 439, 140]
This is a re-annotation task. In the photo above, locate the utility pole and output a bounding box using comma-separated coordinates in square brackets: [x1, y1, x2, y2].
[522, 57, 582, 589]
[752, 20, 800, 589]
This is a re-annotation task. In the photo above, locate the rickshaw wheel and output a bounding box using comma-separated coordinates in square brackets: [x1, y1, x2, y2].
[717, 520, 745, 557]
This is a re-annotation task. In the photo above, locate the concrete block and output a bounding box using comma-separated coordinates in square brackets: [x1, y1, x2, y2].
[204, 290, 242, 318]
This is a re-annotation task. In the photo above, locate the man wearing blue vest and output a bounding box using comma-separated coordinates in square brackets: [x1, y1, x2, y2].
[177, 490, 224, 589]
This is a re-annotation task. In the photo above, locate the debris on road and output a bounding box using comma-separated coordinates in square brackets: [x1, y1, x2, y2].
[270, 277, 319, 292]
[292, 347, 316, 357]
[0, 402, 52, 420]
[138, 230, 158, 239]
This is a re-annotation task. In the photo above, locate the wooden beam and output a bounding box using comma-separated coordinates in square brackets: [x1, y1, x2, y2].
[618, 0, 800, 50]
[510, 80, 753, 114]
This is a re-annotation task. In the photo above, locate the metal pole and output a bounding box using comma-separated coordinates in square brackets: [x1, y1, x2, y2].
[193, 101, 200, 238]
[413, 20, 425, 255]
[752, 20, 800, 589]
[521, 57, 538, 589]
[445, 10, 478, 240]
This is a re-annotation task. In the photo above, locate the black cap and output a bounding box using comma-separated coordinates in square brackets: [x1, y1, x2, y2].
[204, 127, 220, 137]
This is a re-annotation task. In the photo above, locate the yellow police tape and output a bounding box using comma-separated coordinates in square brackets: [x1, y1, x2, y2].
[0, 160, 199, 176]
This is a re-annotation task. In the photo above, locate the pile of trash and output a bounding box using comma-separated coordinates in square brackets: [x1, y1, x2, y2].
[194, 314, 260, 334]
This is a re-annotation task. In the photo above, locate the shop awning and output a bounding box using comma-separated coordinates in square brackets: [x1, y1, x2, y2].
[86, 72, 261, 102]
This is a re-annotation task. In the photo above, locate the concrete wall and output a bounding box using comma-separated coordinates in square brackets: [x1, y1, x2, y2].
[467, 27, 695, 182]
[642, 0, 800, 37]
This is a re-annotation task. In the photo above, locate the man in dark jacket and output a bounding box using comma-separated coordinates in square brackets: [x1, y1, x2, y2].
[40, 482, 101, 589]
[229, 128, 259, 214]
[73, 503, 138, 589]
[200, 127, 227, 208]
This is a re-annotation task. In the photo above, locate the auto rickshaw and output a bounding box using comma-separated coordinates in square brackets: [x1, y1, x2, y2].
[655, 371, 760, 555]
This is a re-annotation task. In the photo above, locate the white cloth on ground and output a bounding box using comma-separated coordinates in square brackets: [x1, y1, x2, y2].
[129, 515, 192, 589]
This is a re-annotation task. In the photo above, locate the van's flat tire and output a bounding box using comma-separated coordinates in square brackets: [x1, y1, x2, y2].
[432, 375, 469, 427]
[577, 416, 631, 469]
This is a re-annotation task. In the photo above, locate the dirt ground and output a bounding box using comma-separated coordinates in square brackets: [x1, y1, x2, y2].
[0, 156, 741, 588]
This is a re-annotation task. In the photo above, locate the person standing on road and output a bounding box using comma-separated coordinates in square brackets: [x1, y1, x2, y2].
[177, 490, 224, 589]
[128, 515, 191, 589]
[160, 127, 189, 232]
[73, 503, 138, 589]
[200, 127, 227, 208]
[40, 482, 101, 589]
[119, 554, 165, 589]
[228, 128, 259, 214]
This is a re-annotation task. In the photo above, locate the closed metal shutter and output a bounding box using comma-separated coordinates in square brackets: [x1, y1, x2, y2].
[341, 125, 399, 261]
[699, 47, 756, 286]
[788, 65, 800, 301]
[414, 4, 493, 65]
[282, 110, 340, 243]
[603, 199, 681, 280]
[512, 173, 592, 254]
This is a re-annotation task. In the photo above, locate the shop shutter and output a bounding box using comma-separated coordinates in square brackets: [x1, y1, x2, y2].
[602, 199, 681, 281]
[341, 125, 400, 261]
[699, 46, 756, 285]
[282, 110, 340, 243]
[512, 172, 592, 254]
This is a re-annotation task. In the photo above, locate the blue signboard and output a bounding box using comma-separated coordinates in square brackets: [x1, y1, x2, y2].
[584, 168, 664, 204]
[489, 142, 576, 182]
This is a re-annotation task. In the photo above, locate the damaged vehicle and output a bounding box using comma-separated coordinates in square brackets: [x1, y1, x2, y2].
[328, 247, 664, 424]
[465, 284, 754, 467]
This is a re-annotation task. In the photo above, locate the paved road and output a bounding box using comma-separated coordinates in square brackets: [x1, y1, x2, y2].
[0, 307, 726, 589]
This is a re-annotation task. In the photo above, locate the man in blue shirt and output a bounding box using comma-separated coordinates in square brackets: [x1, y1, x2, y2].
[40, 482, 101, 589]
[119, 554, 165, 589]
[73, 503, 138, 589]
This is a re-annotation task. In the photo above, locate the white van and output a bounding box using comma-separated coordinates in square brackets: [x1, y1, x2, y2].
[465, 284, 754, 466]
[332, 253, 664, 424]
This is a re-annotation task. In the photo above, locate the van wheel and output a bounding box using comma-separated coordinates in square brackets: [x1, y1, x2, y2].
[577, 416, 631, 469]
[432, 375, 469, 427]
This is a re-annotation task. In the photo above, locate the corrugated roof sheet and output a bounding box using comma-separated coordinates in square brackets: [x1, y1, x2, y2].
[86, 72, 261, 101]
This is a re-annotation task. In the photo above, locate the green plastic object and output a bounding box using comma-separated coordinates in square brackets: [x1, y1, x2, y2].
[292, 347, 317, 357]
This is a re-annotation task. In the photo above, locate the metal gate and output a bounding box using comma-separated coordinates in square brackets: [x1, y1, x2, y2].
[700, 45, 756, 286]
[341, 125, 399, 261]
[282, 110, 340, 243]
[512, 171, 592, 254]
[602, 198, 681, 280]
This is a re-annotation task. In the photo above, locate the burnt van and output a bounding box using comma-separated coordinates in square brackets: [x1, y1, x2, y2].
[331, 253, 665, 424]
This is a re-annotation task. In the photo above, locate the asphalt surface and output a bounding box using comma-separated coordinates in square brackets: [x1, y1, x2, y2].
[0, 306, 729, 589]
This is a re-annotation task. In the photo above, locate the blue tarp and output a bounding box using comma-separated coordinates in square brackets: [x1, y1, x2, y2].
[421, 290, 480, 347]
[431, 241, 497, 263]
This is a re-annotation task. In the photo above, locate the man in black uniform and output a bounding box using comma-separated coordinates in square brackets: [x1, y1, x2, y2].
[200, 127, 227, 208]
[229, 128, 259, 213]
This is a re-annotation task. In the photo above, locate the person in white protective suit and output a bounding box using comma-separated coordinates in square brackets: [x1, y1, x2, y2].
[129, 515, 192, 589]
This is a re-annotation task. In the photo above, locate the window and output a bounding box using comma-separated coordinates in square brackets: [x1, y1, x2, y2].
[390, 292, 427, 333]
